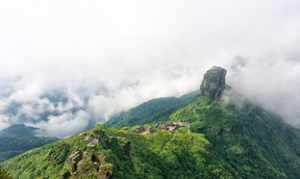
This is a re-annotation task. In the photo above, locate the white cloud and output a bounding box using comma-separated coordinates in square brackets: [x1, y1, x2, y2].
[229, 59, 300, 124]
[0, 0, 299, 136]
[0, 115, 10, 130]
[34, 110, 90, 138]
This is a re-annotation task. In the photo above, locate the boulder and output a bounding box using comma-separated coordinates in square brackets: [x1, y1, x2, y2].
[200, 66, 227, 100]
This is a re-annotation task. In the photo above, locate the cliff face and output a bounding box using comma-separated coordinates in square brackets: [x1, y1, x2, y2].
[200, 66, 227, 100]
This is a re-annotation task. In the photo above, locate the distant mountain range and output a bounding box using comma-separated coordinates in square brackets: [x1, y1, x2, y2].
[0, 124, 56, 161]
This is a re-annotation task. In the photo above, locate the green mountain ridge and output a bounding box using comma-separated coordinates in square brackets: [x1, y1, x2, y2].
[106, 90, 200, 127]
[0, 124, 57, 161]
[1, 66, 300, 179]
[2, 95, 300, 179]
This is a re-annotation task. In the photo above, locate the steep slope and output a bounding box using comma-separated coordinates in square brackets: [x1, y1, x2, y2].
[170, 96, 300, 178]
[106, 90, 199, 127]
[3, 95, 300, 179]
[0, 124, 57, 161]
[2, 125, 220, 179]
[2, 66, 300, 179]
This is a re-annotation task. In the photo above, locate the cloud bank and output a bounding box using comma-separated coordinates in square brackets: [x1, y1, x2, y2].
[0, 0, 299, 137]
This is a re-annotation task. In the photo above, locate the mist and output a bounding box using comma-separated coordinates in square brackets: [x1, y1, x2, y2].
[0, 0, 300, 137]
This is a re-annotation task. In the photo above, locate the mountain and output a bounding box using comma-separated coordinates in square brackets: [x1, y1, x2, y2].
[0, 124, 57, 161]
[106, 90, 200, 127]
[2, 66, 300, 179]
[106, 66, 228, 128]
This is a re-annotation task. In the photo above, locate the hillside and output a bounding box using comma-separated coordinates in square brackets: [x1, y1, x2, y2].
[0, 124, 57, 161]
[2, 66, 300, 179]
[106, 90, 199, 127]
[0, 167, 11, 179]
[3, 96, 300, 179]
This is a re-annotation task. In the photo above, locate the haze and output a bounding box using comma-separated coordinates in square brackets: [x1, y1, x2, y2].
[0, 0, 300, 137]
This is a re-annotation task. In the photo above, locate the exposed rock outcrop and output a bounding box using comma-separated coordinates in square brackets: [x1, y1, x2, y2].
[65, 149, 113, 179]
[200, 66, 227, 100]
[83, 130, 110, 149]
[85, 135, 99, 148]
[68, 150, 83, 174]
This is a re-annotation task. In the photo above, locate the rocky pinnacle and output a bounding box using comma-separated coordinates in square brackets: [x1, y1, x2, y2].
[200, 66, 227, 100]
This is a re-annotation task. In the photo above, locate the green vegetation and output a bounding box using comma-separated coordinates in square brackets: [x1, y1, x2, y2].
[2, 124, 230, 179]
[2, 96, 300, 179]
[0, 167, 12, 179]
[170, 97, 300, 179]
[0, 124, 57, 161]
[106, 91, 199, 127]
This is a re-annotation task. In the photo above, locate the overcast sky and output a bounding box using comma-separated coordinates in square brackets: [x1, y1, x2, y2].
[0, 0, 300, 137]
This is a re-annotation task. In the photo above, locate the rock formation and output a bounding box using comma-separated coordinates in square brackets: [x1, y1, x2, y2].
[68, 150, 83, 174]
[200, 66, 227, 100]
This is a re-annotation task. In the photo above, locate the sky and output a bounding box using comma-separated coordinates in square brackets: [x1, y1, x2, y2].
[0, 0, 300, 137]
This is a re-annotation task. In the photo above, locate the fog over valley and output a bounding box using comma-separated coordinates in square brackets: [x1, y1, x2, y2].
[0, 0, 300, 137]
